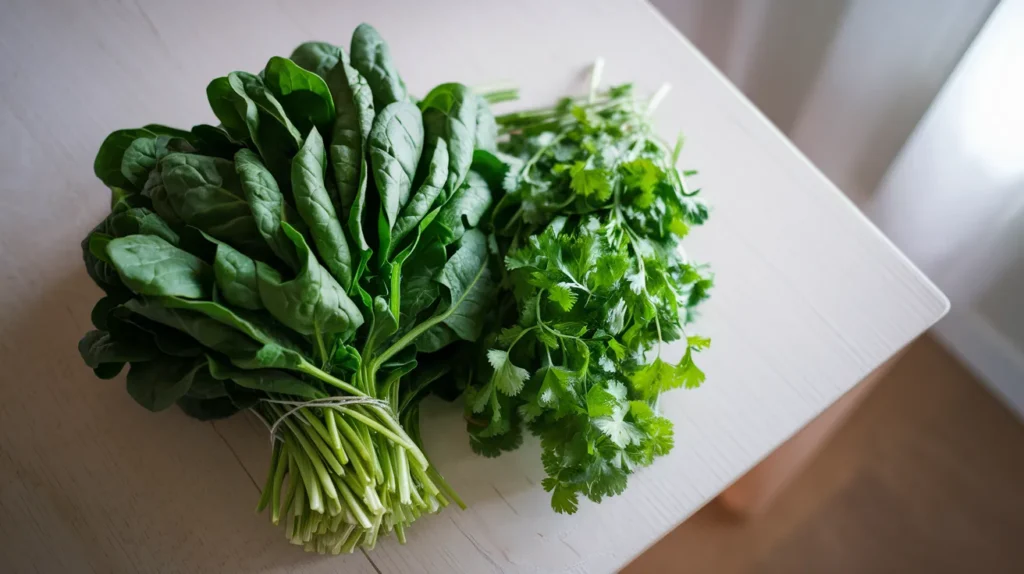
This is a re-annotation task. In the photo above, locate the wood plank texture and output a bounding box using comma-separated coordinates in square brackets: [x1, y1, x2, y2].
[626, 336, 1024, 574]
[0, 0, 948, 572]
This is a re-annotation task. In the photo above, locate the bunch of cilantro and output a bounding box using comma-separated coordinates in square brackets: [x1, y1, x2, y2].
[463, 63, 714, 513]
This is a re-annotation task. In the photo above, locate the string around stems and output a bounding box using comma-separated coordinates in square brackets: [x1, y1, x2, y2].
[253, 397, 392, 449]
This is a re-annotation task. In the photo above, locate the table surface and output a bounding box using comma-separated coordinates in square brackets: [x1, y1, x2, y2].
[0, 0, 949, 572]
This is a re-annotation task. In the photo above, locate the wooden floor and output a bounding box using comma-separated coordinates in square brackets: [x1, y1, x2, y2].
[625, 336, 1024, 574]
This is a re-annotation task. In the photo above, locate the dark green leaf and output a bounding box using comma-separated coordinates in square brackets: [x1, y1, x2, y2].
[94, 128, 156, 190]
[234, 148, 307, 270]
[210, 237, 262, 310]
[473, 94, 498, 153]
[160, 153, 271, 260]
[207, 355, 323, 399]
[140, 169, 182, 226]
[432, 229, 494, 341]
[256, 222, 363, 337]
[206, 72, 302, 186]
[392, 139, 448, 252]
[264, 56, 336, 134]
[126, 357, 206, 412]
[425, 172, 491, 246]
[125, 297, 305, 371]
[350, 23, 407, 110]
[399, 240, 446, 320]
[326, 58, 375, 217]
[419, 83, 478, 194]
[106, 235, 212, 298]
[190, 124, 242, 159]
[369, 101, 424, 232]
[78, 329, 158, 368]
[186, 369, 228, 399]
[290, 42, 346, 78]
[291, 129, 352, 288]
[176, 395, 240, 420]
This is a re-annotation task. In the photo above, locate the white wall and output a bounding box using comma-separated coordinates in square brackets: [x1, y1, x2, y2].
[652, 0, 996, 204]
[867, 0, 1024, 417]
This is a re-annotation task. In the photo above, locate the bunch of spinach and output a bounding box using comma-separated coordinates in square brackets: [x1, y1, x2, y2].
[78, 24, 504, 554]
[458, 66, 714, 514]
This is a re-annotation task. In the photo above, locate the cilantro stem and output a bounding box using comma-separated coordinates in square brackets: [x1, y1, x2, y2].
[588, 58, 605, 103]
[645, 83, 671, 116]
[474, 83, 520, 104]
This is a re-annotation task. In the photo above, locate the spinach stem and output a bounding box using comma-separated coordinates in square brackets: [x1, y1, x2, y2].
[371, 261, 489, 370]
[296, 360, 364, 396]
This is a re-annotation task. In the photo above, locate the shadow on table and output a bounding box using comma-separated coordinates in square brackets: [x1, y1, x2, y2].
[0, 267, 365, 572]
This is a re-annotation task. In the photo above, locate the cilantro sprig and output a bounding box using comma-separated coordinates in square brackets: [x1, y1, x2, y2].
[465, 64, 714, 513]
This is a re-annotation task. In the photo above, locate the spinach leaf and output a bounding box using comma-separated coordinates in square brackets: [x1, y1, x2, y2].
[207, 355, 323, 399]
[424, 172, 492, 246]
[391, 139, 448, 253]
[126, 356, 206, 412]
[126, 297, 306, 371]
[364, 296, 399, 357]
[121, 136, 171, 189]
[210, 237, 263, 310]
[430, 228, 494, 342]
[350, 23, 407, 110]
[206, 72, 302, 187]
[257, 222, 363, 337]
[414, 323, 458, 353]
[234, 148, 307, 271]
[264, 56, 335, 135]
[206, 75, 255, 143]
[160, 153, 271, 260]
[369, 102, 424, 234]
[290, 42, 346, 79]
[94, 128, 156, 190]
[160, 297, 304, 351]
[107, 207, 179, 245]
[470, 149, 512, 191]
[176, 395, 240, 420]
[419, 83, 478, 194]
[90, 296, 123, 330]
[106, 235, 213, 299]
[93, 362, 126, 380]
[108, 307, 203, 358]
[190, 124, 242, 159]
[88, 232, 113, 262]
[78, 329, 158, 368]
[143, 124, 195, 140]
[398, 239, 446, 320]
[347, 156, 373, 300]
[185, 369, 228, 399]
[291, 129, 353, 288]
[141, 169, 182, 227]
[473, 94, 499, 153]
[121, 135, 195, 189]
[326, 58, 375, 217]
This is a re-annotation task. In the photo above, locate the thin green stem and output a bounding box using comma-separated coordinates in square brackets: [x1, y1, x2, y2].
[342, 407, 425, 467]
[372, 261, 489, 371]
[269, 443, 287, 523]
[297, 360, 364, 397]
[256, 440, 280, 512]
[314, 322, 328, 367]
[326, 408, 342, 450]
[281, 414, 337, 505]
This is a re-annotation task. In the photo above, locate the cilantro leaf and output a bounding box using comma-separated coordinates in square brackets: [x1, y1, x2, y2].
[569, 162, 612, 201]
[547, 282, 577, 311]
[487, 349, 530, 395]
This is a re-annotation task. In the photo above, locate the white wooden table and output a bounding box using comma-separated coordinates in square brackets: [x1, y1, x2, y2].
[0, 0, 948, 572]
